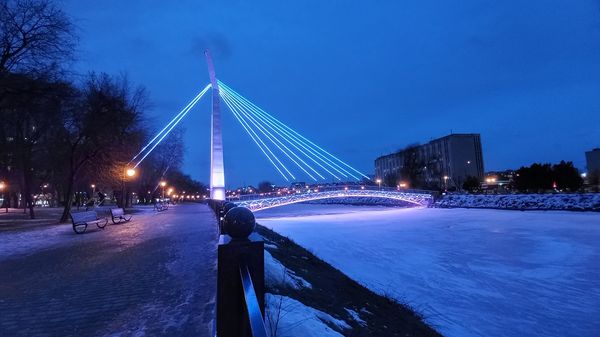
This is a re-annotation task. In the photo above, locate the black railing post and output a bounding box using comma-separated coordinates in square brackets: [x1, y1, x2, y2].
[217, 206, 265, 337]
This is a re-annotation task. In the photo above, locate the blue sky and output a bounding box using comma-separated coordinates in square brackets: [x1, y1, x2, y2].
[64, 0, 600, 187]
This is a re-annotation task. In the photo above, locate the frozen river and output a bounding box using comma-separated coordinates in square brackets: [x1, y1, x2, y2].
[256, 205, 600, 337]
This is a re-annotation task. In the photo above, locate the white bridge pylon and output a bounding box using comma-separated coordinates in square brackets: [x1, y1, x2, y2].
[235, 188, 434, 212]
[129, 51, 371, 200]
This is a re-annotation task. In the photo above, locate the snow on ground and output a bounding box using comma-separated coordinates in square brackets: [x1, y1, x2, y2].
[265, 250, 312, 290]
[436, 193, 600, 211]
[257, 204, 600, 337]
[0, 207, 168, 260]
[266, 294, 349, 337]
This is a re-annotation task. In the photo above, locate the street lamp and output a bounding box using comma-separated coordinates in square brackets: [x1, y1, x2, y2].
[0, 181, 7, 213]
[160, 181, 167, 199]
[443, 175, 449, 191]
[376, 179, 382, 190]
[122, 167, 137, 207]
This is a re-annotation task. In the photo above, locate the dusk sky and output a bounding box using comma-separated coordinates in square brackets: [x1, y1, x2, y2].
[63, 0, 600, 187]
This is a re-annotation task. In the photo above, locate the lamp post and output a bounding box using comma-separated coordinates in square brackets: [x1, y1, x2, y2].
[123, 168, 136, 207]
[160, 181, 167, 200]
[443, 175, 449, 191]
[41, 184, 48, 207]
[0, 181, 7, 213]
[376, 178, 382, 190]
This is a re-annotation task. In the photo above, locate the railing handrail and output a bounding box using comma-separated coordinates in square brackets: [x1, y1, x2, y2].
[240, 261, 268, 337]
[229, 185, 436, 202]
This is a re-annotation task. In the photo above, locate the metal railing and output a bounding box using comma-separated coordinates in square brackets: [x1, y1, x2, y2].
[228, 184, 435, 202]
[208, 199, 267, 337]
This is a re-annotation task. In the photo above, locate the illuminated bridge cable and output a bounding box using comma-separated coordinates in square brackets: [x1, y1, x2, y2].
[221, 92, 292, 181]
[226, 90, 345, 181]
[221, 93, 295, 181]
[223, 90, 324, 181]
[220, 92, 288, 180]
[221, 89, 336, 180]
[219, 82, 364, 180]
[219, 83, 348, 179]
[130, 84, 211, 165]
[220, 89, 322, 181]
[218, 81, 361, 179]
[133, 87, 207, 168]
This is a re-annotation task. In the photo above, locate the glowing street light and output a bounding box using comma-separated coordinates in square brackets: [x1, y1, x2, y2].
[126, 168, 136, 177]
[160, 181, 167, 199]
[0, 181, 6, 213]
[376, 178, 382, 190]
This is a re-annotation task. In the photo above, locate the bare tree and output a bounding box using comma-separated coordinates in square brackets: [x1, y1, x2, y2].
[59, 73, 146, 222]
[0, 0, 75, 76]
[0, 73, 74, 218]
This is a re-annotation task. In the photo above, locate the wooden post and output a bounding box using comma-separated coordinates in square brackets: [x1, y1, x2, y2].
[217, 233, 264, 337]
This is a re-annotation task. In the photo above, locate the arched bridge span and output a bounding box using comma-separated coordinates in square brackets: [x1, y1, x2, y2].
[234, 188, 434, 212]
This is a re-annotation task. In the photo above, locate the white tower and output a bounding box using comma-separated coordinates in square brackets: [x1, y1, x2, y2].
[205, 50, 225, 200]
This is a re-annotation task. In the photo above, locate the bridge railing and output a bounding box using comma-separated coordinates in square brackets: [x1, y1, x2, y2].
[208, 200, 267, 337]
[228, 185, 435, 202]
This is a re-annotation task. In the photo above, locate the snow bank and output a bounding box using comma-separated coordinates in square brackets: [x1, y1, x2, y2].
[266, 294, 349, 337]
[344, 308, 367, 327]
[265, 250, 312, 290]
[436, 193, 600, 211]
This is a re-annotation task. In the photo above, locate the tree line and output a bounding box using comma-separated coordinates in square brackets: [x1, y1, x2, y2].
[0, 0, 204, 221]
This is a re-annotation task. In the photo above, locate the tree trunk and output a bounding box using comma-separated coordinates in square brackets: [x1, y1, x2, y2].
[22, 168, 36, 219]
[60, 173, 75, 223]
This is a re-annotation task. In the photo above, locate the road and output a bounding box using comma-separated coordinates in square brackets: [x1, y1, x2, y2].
[0, 203, 218, 337]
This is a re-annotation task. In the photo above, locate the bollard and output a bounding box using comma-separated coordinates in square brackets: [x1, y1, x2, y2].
[217, 207, 265, 337]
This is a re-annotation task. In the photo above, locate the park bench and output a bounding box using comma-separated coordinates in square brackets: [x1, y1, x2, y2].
[110, 207, 132, 224]
[69, 211, 108, 234]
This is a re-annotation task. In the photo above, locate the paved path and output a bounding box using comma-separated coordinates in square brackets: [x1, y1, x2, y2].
[0, 204, 218, 337]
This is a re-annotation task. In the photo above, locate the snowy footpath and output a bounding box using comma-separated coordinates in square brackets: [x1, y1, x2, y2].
[257, 204, 600, 337]
[0, 204, 218, 337]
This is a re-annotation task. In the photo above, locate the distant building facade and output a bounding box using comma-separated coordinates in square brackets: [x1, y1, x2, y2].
[375, 133, 484, 190]
[586, 148, 600, 173]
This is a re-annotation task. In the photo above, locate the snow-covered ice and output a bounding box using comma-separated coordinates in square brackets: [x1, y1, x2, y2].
[257, 204, 600, 337]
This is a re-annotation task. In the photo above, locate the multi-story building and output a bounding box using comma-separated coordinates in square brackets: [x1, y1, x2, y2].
[586, 148, 600, 174]
[375, 133, 484, 190]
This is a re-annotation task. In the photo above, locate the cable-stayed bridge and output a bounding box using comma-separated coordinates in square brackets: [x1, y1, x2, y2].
[129, 51, 434, 209]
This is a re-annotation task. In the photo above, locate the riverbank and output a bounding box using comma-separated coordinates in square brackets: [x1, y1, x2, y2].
[435, 193, 600, 211]
[257, 224, 441, 337]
